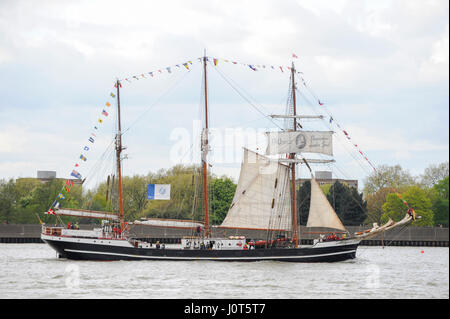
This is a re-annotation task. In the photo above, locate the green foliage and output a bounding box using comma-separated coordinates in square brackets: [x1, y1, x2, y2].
[210, 176, 237, 224]
[327, 181, 367, 226]
[364, 164, 416, 195]
[382, 186, 434, 226]
[365, 187, 397, 225]
[431, 176, 449, 227]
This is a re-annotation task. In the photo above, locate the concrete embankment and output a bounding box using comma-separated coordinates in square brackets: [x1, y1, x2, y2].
[0, 224, 448, 247]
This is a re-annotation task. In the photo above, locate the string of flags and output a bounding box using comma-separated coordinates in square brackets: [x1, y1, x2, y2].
[116, 55, 304, 85]
[46, 88, 115, 215]
[297, 76, 378, 173]
[44, 53, 377, 216]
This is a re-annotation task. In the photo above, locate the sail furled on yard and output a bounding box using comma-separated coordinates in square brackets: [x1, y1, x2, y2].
[266, 131, 333, 156]
[220, 148, 292, 231]
[307, 178, 346, 231]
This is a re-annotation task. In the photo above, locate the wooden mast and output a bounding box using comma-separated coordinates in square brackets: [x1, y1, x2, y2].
[290, 62, 299, 247]
[202, 54, 210, 238]
[115, 80, 125, 232]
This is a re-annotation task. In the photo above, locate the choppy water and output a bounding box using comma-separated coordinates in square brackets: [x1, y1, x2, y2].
[0, 244, 448, 299]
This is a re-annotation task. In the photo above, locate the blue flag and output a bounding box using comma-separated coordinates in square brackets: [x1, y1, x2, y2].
[147, 184, 171, 200]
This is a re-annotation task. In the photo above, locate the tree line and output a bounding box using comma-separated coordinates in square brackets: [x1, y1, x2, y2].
[0, 162, 448, 227]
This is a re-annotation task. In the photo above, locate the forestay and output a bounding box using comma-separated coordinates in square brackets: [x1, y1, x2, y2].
[220, 148, 292, 231]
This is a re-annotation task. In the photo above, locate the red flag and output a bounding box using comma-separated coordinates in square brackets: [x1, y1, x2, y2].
[66, 180, 74, 187]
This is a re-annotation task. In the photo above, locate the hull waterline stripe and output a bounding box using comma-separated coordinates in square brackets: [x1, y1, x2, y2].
[63, 248, 357, 260]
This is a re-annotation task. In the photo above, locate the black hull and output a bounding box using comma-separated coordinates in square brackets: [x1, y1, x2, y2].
[43, 238, 359, 262]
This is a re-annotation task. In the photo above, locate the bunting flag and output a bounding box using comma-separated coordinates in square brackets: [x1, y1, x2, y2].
[65, 186, 70, 193]
[51, 200, 60, 209]
[106, 102, 111, 107]
[110, 93, 116, 98]
[84, 146, 89, 151]
[88, 137, 95, 143]
[102, 110, 109, 117]
[115, 56, 305, 86]
[66, 180, 74, 187]
[318, 100, 324, 106]
[46, 208, 55, 215]
[80, 154, 87, 161]
[71, 170, 82, 179]
[58, 193, 65, 200]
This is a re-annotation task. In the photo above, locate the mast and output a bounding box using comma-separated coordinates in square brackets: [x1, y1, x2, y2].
[290, 62, 299, 247]
[202, 54, 210, 238]
[115, 80, 125, 232]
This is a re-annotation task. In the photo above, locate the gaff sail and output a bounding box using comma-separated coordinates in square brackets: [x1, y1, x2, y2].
[220, 148, 292, 231]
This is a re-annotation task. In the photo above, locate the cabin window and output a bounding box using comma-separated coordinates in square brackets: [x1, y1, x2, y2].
[271, 198, 275, 208]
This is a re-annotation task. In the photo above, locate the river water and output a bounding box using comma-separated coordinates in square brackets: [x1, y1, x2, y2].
[0, 244, 448, 299]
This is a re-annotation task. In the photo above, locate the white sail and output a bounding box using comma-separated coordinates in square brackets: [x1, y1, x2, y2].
[266, 131, 333, 156]
[220, 148, 292, 231]
[306, 178, 346, 231]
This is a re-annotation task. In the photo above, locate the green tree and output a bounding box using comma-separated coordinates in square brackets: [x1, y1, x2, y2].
[327, 181, 367, 226]
[365, 187, 397, 225]
[381, 186, 434, 226]
[210, 176, 236, 224]
[364, 164, 416, 195]
[420, 161, 449, 188]
[0, 179, 17, 223]
[431, 176, 449, 227]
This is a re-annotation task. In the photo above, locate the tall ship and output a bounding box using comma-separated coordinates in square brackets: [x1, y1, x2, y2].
[40, 54, 414, 261]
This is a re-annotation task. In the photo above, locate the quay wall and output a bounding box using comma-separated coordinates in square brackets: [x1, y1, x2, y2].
[0, 224, 448, 247]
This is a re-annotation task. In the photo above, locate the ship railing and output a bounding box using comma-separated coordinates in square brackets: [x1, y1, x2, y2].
[42, 225, 63, 236]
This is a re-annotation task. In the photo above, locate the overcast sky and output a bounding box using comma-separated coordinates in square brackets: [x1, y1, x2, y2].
[0, 0, 448, 190]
